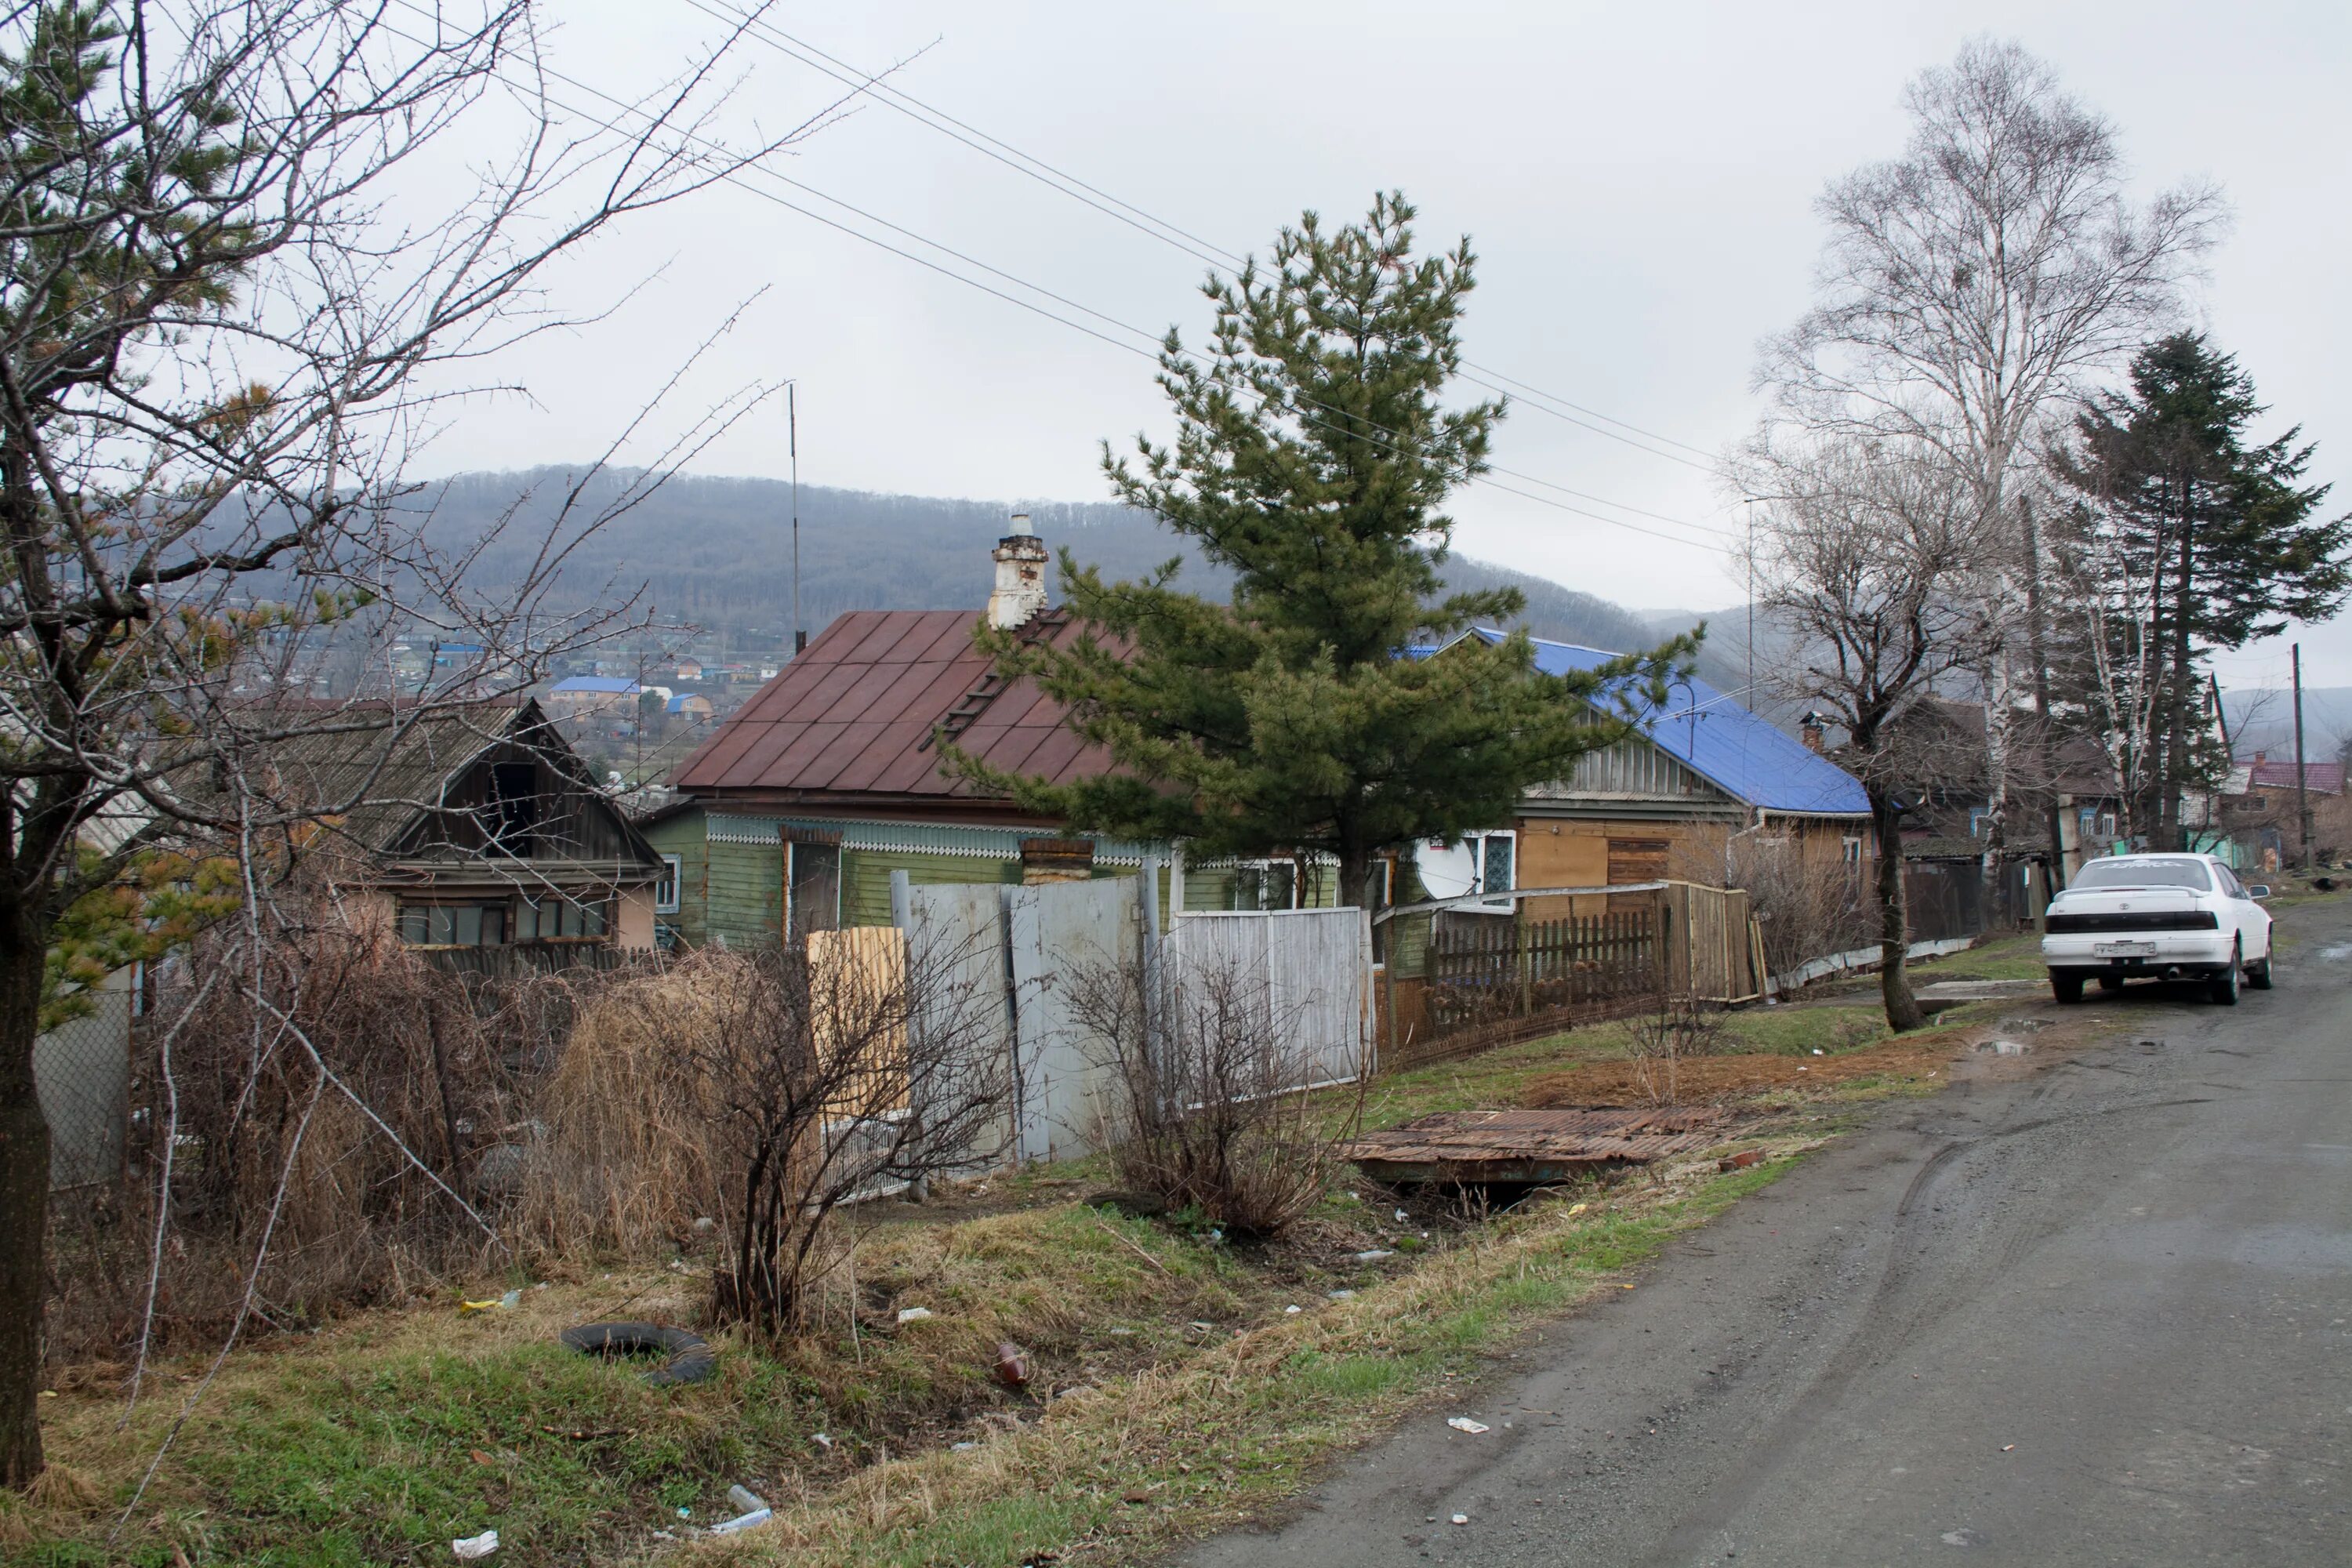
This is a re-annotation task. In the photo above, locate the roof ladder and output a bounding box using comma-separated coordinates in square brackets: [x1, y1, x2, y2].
[920, 606, 1070, 752]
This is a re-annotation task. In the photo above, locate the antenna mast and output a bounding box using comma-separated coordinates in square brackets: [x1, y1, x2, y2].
[790, 384, 804, 655]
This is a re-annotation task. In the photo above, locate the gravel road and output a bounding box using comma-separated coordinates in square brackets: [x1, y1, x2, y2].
[1180, 900, 2352, 1566]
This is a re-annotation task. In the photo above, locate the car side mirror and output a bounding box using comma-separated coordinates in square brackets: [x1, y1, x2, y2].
[2248, 885, 2271, 899]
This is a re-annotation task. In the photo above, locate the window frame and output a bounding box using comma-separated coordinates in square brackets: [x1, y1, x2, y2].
[655, 852, 682, 914]
[1462, 828, 1517, 914]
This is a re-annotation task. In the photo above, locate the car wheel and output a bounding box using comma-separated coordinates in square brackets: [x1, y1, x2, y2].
[2051, 971, 2085, 1005]
[2208, 942, 2241, 1006]
[2097, 975, 2125, 992]
[2246, 950, 2274, 990]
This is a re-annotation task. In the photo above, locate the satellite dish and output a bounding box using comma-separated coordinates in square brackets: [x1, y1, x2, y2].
[1415, 840, 1478, 900]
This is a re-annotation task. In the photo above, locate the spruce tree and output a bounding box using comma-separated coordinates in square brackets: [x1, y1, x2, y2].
[2059, 333, 2350, 844]
[953, 193, 1690, 905]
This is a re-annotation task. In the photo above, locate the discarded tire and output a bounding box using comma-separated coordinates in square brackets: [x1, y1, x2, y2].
[558, 1322, 717, 1387]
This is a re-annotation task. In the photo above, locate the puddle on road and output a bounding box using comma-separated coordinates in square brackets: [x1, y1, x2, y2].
[2318, 943, 2352, 961]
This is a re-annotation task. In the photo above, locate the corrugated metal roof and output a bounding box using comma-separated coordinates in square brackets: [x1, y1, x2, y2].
[551, 676, 640, 695]
[674, 609, 1110, 801]
[171, 700, 524, 853]
[2243, 757, 2345, 794]
[1457, 629, 1871, 817]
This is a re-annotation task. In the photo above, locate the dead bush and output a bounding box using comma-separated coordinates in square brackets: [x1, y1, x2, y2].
[644, 934, 1017, 1344]
[1625, 994, 1724, 1106]
[46, 908, 580, 1370]
[511, 957, 739, 1258]
[1715, 837, 1870, 985]
[1067, 945, 1363, 1240]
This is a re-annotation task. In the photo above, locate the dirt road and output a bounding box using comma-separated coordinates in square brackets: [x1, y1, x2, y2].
[1180, 902, 2352, 1566]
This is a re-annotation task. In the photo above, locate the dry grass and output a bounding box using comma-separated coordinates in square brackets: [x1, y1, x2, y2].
[514, 957, 739, 1260]
[1523, 1023, 1973, 1106]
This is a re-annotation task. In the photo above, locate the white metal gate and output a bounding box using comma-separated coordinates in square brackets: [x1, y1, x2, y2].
[891, 875, 1370, 1166]
[1165, 907, 1371, 1091]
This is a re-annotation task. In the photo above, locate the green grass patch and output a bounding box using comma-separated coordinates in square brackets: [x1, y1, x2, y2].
[779, 1154, 1802, 1567]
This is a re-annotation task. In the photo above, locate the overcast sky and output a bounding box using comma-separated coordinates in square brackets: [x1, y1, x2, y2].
[423, 2, 2352, 694]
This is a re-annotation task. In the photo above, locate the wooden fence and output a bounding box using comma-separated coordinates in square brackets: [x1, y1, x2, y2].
[1425, 907, 1657, 1034]
[1378, 880, 1762, 1071]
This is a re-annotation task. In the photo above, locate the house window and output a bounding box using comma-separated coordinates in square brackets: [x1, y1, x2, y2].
[655, 853, 682, 914]
[1228, 860, 1300, 911]
[786, 840, 840, 942]
[512, 895, 608, 942]
[486, 762, 539, 855]
[1968, 808, 1986, 839]
[1842, 836, 1863, 864]
[2099, 812, 2118, 839]
[1465, 829, 1515, 913]
[397, 902, 508, 947]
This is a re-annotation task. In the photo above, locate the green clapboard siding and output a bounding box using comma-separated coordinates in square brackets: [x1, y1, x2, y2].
[1184, 866, 1236, 913]
[1386, 909, 1432, 979]
[641, 810, 710, 948]
[840, 848, 1018, 927]
[706, 837, 784, 949]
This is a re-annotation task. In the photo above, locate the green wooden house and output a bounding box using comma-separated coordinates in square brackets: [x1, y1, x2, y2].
[641, 523, 1335, 949]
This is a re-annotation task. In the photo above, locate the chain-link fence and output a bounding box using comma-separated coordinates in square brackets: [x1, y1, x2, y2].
[34, 987, 132, 1189]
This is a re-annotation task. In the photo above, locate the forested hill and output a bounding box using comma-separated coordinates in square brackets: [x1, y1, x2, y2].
[416, 467, 1740, 680]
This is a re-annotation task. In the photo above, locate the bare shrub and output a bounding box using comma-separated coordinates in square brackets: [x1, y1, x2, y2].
[1719, 838, 1871, 986]
[1068, 946, 1363, 1239]
[48, 903, 574, 1369]
[662, 935, 1015, 1344]
[1625, 996, 1724, 1107]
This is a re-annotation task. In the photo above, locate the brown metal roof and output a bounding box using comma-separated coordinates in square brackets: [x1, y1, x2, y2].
[673, 609, 1110, 804]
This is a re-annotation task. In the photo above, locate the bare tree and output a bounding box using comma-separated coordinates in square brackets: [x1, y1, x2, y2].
[0, 0, 847, 1485]
[1759, 38, 2222, 870]
[1743, 436, 2002, 1029]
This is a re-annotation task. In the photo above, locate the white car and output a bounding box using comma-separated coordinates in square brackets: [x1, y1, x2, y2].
[2042, 852, 2273, 1005]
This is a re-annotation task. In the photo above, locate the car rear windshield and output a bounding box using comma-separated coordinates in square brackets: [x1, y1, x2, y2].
[2069, 858, 2212, 892]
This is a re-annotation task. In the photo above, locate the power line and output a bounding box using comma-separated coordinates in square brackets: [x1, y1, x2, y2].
[681, 0, 1730, 478]
[382, 5, 1735, 557]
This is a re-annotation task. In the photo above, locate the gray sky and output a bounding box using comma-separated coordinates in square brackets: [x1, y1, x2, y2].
[428, 2, 2352, 697]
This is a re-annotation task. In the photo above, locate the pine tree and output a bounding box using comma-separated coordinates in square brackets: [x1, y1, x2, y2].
[953, 193, 1690, 905]
[2057, 333, 2351, 845]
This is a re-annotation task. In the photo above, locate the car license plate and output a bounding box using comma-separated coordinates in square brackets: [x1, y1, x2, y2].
[2095, 940, 2157, 957]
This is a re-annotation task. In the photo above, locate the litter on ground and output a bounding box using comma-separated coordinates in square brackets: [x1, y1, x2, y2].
[452, 1529, 499, 1559]
[896, 1306, 934, 1323]
[1446, 1417, 1490, 1434]
[707, 1507, 771, 1535]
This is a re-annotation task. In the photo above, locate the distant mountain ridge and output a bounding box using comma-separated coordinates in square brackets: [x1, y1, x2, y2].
[417, 466, 1748, 687]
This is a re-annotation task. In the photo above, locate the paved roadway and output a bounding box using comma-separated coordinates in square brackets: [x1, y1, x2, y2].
[1182, 898, 2352, 1566]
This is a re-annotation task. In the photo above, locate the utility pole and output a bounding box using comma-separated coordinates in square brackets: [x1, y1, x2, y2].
[2294, 641, 2312, 869]
[789, 383, 804, 657]
[1745, 498, 1755, 712]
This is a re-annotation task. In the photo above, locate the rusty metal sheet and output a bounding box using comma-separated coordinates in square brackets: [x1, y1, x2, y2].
[1343, 1107, 1725, 1182]
[675, 608, 1104, 801]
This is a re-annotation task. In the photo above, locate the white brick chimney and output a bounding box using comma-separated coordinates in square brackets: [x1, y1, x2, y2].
[987, 512, 1050, 629]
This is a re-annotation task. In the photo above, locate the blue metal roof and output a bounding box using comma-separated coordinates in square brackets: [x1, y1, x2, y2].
[550, 675, 641, 695]
[1464, 629, 1871, 817]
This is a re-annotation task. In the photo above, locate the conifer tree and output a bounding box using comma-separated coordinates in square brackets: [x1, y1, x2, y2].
[955, 193, 1690, 906]
[2056, 333, 2350, 846]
